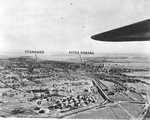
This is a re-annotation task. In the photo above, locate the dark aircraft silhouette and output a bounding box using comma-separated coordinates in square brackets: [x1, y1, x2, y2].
[91, 19, 150, 42]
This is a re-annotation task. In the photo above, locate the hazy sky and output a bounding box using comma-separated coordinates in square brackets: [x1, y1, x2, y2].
[0, 0, 150, 54]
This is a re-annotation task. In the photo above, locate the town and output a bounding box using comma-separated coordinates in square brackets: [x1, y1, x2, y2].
[0, 54, 150, 119]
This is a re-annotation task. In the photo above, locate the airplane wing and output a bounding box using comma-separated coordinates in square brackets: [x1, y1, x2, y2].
[91, 19, 150, 42]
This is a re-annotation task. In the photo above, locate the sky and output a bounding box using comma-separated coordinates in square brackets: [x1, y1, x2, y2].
[0, 0, 150, 54]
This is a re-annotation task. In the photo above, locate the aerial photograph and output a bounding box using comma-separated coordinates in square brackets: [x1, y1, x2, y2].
[0, 0, 150, 120]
